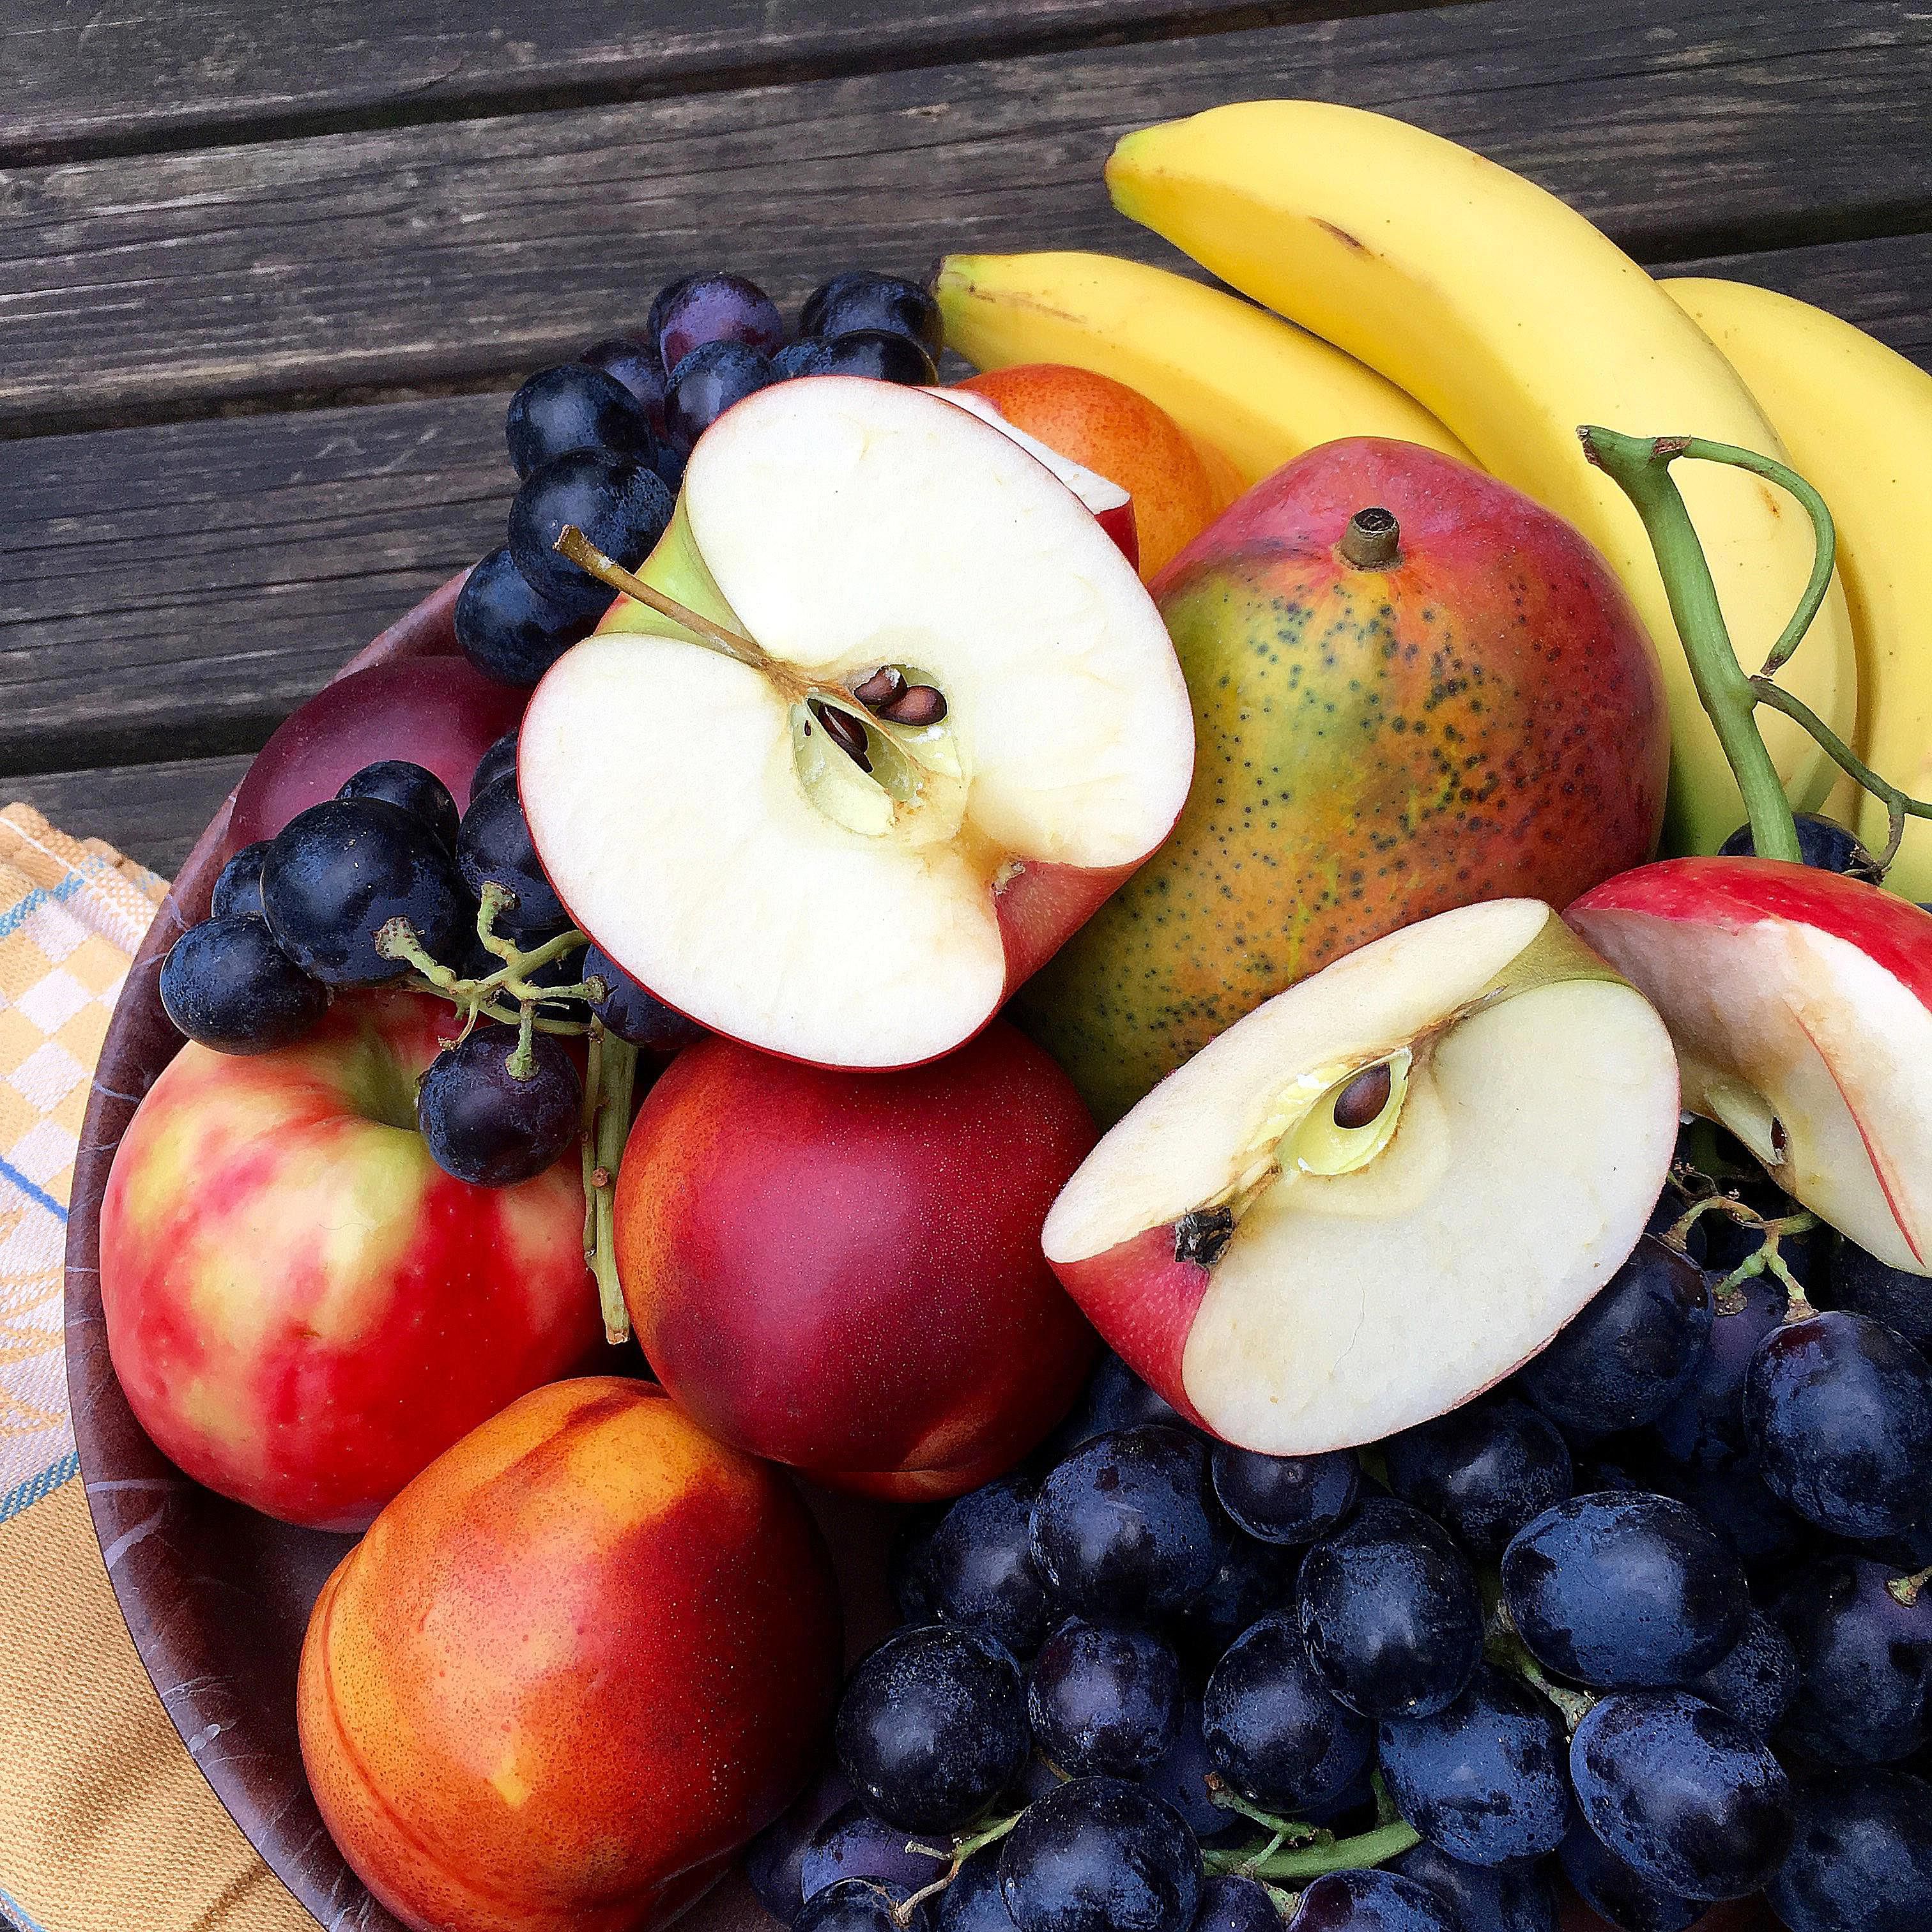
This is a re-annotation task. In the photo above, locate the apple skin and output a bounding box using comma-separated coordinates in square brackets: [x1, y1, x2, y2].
[298, 1377, 842, 1932]
[100, 992, 601, 1530]
[960, 363, 1238, 580]
[615, 1022, 1100, 1497]
[229, 656, 526, 847]
[1018, 434, 1671, 1124]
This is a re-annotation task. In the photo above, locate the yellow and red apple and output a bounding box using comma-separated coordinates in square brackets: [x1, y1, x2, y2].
[299, 1377, 842, 1932]
[100, 991, 601, 1529]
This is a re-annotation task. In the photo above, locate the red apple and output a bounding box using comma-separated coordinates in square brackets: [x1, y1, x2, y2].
[614, 1021, 1100, 1496]
[299, 1377, 842, 1932]
[230, 656, 526, 847]
[100, 991, 601, 1529]
[1568, 857, 1932, 1273]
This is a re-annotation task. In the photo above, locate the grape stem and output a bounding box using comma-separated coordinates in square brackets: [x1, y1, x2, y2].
[894, 1809, 1027, 1925]
[1662, 1192, 1817, 1313]
[581, 1027, 638, 1345]
[1486, 1601, 1599, 1733]
[1200, 1818, 1420, 1883]
[1887, 1565, 1932, 1608]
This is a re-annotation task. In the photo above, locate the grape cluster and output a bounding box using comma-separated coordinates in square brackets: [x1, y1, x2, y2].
[159, 747, 701, 1185]
[746, 1151, 1932, 1932]
[456, 268, 944, 687]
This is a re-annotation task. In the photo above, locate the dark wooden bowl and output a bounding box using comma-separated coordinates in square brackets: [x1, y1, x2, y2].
[59, 577, 894, 1932]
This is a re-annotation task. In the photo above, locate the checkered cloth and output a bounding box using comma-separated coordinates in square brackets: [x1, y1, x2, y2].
[0, 805, 312, 1932]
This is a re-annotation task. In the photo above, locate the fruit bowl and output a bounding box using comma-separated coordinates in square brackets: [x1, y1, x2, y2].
[59, 576, 884, 1932]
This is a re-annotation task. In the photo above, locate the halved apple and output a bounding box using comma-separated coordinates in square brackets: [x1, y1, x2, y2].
[1568, 857, 1932, 1275]
[519, 375, 1192, 1069]
[1041, 900, 1680, 1452]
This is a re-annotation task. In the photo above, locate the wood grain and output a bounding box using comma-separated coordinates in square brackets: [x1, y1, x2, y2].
[4, 0, 1926, 438]
[6, 229, 1926, 804]
[6, 756, 252, 876]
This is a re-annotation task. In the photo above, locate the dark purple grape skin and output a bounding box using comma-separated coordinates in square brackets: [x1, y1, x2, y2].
[261, 797, 470, 985]
[1828, 1238, 1932, 1347]
[1284, 1867, 1457, 1931]
[504, 364, 659, 479]
[1745, 1309, 1932, 1538]
[775, 336, 831, 376]
[1376, 1664, 1571, 1866]
[798, 1800, 947, 1903]
[159, 914, 328, 1053]
[578, 334, 668, 431]
[1682, 1607, 1797, 1739]
[415, 1026, 581, 1186]
[506, 448, 673, 618]
[997, 1776, 1200, 1932]
[456, 776, 568, 942]
[804, 329, 940, 385]
[1027, 1620, 1182, 1778]
[664, 339, 778, 449]
[1568, 1690, 1792, 1900]
[1557, 1820, 1700, 1932]
[1383, 1397, 1572, 1561]
[580, 944, 706, 1052]
[889, 1503, 948, 1623]
[470, 728, 519, 799]
[1500, 1491, 1746, 1687]
[454, 546, 594, 689]
[1388, 1843, 1558, 1932]
[802, 271, 944, 356]
[643, 276, 696, 366]
[1660, 1453, 1811, 1573]
[1140, 1690, 1225, 1839]
[337, 759, 459, 851]
[744, 1761, 855, 1916]
[1296, 1498, 1484, 1720]
[210, 839, 272, 919]
[939, 1855, 1018, 1932]
[1174, 1522, 1298, 1667]
[1028, 1425, 1222, 1625]
[1771, 1554, 1932, 1765]
[653, 270, 783, 373]
[1211, 1444, 1359, 1546]
[1767, 1768, 1932, 1932]
[1190, 1875, 1278, 1932]
[1200, 1610, 1373, 1813]
[1648, 1269, 1788, 1471]
[834, 1624, 1029, 1835]
[1039, 1354, 1190, 1466]
[1719, 810, 1882, 880]
[798, 1877, 933, 1932]
[926, 1473, 1055, 1660]
[1517, 1237, 1712, 1436]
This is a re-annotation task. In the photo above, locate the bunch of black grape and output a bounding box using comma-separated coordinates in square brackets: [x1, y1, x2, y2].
[455, 270, 944, 687]
[158, 739, 699, 1182]
[746, 1169, 1932, 1932]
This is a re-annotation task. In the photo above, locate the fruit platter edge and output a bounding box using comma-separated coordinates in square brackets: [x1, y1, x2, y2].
[56, 571, 862, 1932]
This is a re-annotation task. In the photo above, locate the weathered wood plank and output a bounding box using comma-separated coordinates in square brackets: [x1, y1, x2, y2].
[0, 1, 1446, 167]
[6, 231, 1924, 793]
[8, 755, 251, 877]
[3, 0, 1926, 438]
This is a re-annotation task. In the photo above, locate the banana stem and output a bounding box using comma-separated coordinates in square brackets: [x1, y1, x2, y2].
[1578, 428, 1802, 863]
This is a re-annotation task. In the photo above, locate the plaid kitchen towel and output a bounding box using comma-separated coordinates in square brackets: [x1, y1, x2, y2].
[0, 805, 311, 1932]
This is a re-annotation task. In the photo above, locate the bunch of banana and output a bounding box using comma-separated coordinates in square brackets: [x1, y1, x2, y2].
[931, 250, 1472, 487]
[1664, 277, 1932, 901]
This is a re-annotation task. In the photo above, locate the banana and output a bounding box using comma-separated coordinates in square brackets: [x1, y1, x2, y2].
[1667, 276, 1932, 898]
[932, 250, 1475, 487]
[1107, 102, 1860, 854]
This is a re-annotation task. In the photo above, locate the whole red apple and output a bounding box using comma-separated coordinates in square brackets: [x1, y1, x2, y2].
[100, 991, 601, 1529]
[300, 1377, 842, 1932]
[615, 1022, 1100, 1496]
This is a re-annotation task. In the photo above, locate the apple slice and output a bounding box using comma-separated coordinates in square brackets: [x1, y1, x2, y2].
[519, 375, 1192, 1069]
[929, 387, 1138, 569]
[1568, 857, 1932, 1275]
[1041, 900, 1680, 1452]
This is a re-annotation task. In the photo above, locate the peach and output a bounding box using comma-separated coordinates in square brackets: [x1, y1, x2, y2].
[958, 363, 1236, 579]
[298, 1377, 843, 1932]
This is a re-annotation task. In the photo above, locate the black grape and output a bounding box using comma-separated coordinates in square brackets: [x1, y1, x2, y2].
[1383, 1395, 1572, 1560]
[159, 915, 328, 1053]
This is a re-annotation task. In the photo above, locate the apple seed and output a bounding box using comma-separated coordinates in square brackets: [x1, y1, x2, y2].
[882, 684, 949, 727]
[853, 666, 909, 709]
[808, 699, 873, 771]
[1332, 1062, 1394, 1131]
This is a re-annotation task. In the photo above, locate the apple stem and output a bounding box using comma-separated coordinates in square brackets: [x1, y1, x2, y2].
[582, 1029, 636, 1344]
[1886, 1565, 1932, 1608]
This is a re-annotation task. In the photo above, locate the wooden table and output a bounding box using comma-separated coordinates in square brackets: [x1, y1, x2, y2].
[4, 0, 1929, 876]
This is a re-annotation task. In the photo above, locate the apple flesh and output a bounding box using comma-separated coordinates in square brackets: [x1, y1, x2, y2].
[518, 374, 1193, 1071]
[1568, 857, 1932, 1274]
[299, 1377, 842, 1932]
[229, 656, 526, 847]
[1041, 900, 1680, 1452]
[615, 1020, 1100, 1497]
[100, 991, 601, 1529]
